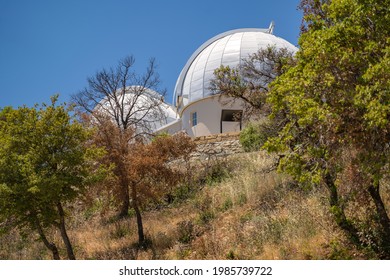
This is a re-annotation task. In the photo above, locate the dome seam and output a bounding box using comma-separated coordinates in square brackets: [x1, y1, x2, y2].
[187, 53, 200, 105]
[202, 40, 219, 100]
[174, 28, 297, 112]
[174, 28, 270, 108]
[238, 32, 245, 70]
[220, 34, 233, 68]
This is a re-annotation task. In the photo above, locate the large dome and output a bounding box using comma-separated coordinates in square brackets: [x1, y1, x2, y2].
[174, 27, 297, 112]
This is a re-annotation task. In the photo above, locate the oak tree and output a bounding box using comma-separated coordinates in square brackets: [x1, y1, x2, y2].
[0, 96, 105, 259]
[265, 0, 390, 257]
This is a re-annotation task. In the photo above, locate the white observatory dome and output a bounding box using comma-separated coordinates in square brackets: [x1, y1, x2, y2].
[96, 85, 178, 133]
[174, 27, 297, 112]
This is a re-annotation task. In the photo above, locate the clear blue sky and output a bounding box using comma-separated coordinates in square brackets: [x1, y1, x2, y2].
[0, 0, 302, 108]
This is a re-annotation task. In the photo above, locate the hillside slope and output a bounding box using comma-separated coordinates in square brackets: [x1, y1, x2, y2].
[0, 151, 377, 259]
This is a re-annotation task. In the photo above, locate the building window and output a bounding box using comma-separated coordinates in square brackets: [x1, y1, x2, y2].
[221, 110, 242, 122]
[191, 112, 197, 127]
[220, 110, 242, 133]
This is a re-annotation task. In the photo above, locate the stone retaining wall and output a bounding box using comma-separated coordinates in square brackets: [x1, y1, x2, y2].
[190, 132, 243, 161]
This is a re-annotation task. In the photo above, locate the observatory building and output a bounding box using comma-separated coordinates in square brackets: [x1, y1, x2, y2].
[154, 23, 297, 137]
[96, 24, 296, 138]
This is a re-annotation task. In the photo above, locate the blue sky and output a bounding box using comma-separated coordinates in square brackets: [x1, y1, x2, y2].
[0, 0, 302, 108]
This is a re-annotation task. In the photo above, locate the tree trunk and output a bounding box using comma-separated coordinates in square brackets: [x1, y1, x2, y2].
[35, 219, 60, 260]
[57, 202, 76, 260]
[134, 203, 145, 245]
[131, 186, 145, 246]
[118, 186, 130, 218]
[368, 182, 390, 258]
[325, 173, 360, 245]
[118, 176, 130, 219]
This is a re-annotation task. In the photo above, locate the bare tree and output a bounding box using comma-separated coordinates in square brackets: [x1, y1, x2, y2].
[72, 55, 168, 218]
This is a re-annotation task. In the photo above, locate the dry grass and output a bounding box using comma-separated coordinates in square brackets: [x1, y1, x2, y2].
[1, 151, 385, 259]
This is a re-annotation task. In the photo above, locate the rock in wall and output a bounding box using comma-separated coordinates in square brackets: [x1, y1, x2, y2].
[190, 132, 243, 161]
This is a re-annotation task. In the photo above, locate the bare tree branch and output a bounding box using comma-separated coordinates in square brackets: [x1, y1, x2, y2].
[71, 55, 169, 217]
[71, 55, 167, 138]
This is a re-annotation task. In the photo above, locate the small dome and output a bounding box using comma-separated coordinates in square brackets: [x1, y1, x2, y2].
[174, 28, 297, 112]
[96, 85, 178, 133]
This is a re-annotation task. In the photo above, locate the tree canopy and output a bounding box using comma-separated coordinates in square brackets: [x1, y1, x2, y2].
[265, 0, 390, 257]
[0, 96, 105, 259]
[210, 46, 296, 120]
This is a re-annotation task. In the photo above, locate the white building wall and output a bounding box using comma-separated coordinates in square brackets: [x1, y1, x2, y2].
[222, 121, 240, 133]
[154, 119, 182, 135]
[181, 95, 245, 137]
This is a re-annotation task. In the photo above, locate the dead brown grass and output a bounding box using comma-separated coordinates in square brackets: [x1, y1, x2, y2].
[1, 151, 384, 259]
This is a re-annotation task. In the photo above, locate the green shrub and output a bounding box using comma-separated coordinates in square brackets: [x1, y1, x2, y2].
[205, 161, 231, 185]
[197, 210, 215, 225]
[177, 221, 195, 244]
[239, 120, 277, 152]
[110, 222, 131, 239]
[237, 192, 248, 206]
[221, 198, 233, 212]
[168, 183, 196, 205]
[226, 249, 237, 260]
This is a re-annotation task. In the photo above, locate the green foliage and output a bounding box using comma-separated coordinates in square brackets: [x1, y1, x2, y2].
[327, 240, 354, 260]
[266, 0, 390, 184]
[237, 192, 248, 206]
[266, 0, 390, 183]
[152, 131, 170, 141]
[265, 0, 390, 257]
[177, 220, 195, 244]
[210, 46, 296, 118]
[0, 96, 106, 254]
[193, 193, 215, 225]
[197, 210, 215, 225]
[239, 122, 263, 152]
[110, 222, 131, 239]
[203, 160, 232, 186]
[220, 197, 233, 212]
[170, 183, 196, 204]
[226, 249, 237, 260]
[239, 120, 278, 152]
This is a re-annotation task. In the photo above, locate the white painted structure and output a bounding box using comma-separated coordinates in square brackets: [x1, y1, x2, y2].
[156, 24, 297, 137]
[95, 85, 178, 134]
[96, 23, 297, 137]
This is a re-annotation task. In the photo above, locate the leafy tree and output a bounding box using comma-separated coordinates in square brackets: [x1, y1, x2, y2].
[0, 96, 105, 259]
[210, 46, 296, 152]
[210, 46, 296, 120]
[239, 120, 278, 152]
[265, 0, 390, 258]
[72, 55, 167, 218]
[298, 0, 331, 33]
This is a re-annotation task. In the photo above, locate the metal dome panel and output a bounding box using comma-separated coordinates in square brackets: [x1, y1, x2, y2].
[174, 28, 297, 112]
